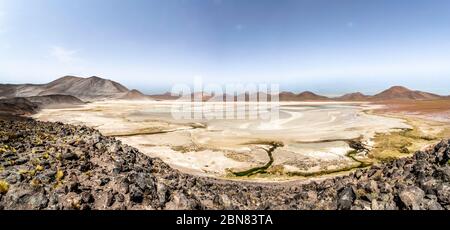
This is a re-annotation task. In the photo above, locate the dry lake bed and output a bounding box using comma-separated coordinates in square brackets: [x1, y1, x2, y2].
[33, 100, 419, 181]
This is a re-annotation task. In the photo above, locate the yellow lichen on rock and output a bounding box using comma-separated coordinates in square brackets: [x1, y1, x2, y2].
[56, 170, 65, 181]
[0, 180, 9, 194]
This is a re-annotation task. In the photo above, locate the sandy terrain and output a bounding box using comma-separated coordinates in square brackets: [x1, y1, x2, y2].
[32, 100, 413, 180]
[374, 99, 450, 122]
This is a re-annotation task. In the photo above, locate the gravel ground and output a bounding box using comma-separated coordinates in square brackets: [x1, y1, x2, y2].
[1, 116, 450, 210]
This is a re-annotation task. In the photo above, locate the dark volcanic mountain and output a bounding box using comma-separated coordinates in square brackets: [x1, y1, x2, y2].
[0, 76, 145, 101]
[0, 95, 84, 115]
[371, 86, 443, 101]
[26, 95, 85, 108]
[0, 98, 38, 115]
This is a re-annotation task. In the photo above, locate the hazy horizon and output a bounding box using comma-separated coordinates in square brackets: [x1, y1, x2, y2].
[1, 0, 450, 95]
[2, 74, 449, 97]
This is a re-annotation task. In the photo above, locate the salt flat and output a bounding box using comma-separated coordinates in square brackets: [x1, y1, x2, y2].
[33, 100, 410, 180]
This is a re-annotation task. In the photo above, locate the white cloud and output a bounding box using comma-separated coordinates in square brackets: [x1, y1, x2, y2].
[50, 46, 79, 63]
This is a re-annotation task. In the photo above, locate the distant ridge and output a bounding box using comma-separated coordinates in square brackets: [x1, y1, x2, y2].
[297, 91, 330, 101]
[120, 89, 152, 100]
[335, 92, 370, 101]
[147, 86, 447, 102]
[148, 92, 181, 101]
[278, 86, 445, 101]
[279, 91, 329, 101]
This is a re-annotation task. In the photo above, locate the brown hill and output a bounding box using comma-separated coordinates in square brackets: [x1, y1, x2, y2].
[279, 92, 299, 101]
[298, 91, 329, 101]
[372, 86, 443, 101]
[335, 92, 371, 101]
[39, 76, 130, 100]
[279, 91, 329, 101]
[0, 76, 131, 101]
[120, 89, 151, 100]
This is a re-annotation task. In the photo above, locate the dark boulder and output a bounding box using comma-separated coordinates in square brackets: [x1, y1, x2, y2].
[337, 186, 356, 210]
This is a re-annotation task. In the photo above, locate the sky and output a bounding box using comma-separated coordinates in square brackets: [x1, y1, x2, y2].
[1, 0, 450, 95]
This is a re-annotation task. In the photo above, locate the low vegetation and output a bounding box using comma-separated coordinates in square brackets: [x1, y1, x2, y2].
[370, 117, 450, 161]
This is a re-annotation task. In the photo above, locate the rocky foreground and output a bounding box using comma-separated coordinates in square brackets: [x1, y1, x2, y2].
[0, 117, 450, 210]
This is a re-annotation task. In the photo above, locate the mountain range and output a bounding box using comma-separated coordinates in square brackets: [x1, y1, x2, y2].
[278, 86, 446, 101]
[1, 76, 448, 103]
[149, 86, 448, 102]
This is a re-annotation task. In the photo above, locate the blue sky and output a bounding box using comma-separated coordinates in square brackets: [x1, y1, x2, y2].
[0, 0, 450, 95]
